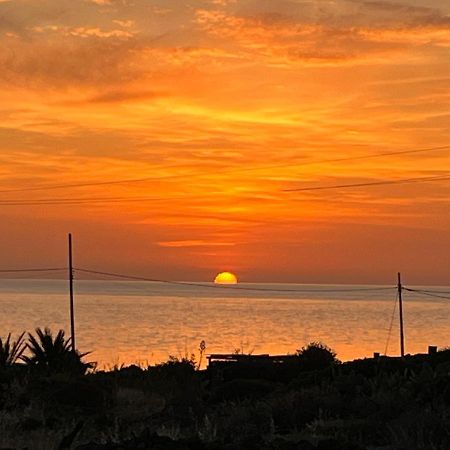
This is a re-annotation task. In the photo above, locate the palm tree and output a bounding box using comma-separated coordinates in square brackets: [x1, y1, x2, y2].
[22, 327, 92, 375]
[0, 332, 26, 368]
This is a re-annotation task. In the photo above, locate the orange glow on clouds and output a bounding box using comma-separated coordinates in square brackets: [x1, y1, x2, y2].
[0, 0, 449, 284]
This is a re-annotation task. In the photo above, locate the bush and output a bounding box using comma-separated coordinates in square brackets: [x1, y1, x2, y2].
[151, 355, 197, 380]
[296, 342, 339, 371]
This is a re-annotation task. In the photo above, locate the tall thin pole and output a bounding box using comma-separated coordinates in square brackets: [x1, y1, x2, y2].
[397, 272, 405, 357]
[68, 233, 76, 353]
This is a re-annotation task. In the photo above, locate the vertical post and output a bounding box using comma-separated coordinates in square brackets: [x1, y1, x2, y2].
[397, 272, 405, 358]
[68, 233, 76, 353]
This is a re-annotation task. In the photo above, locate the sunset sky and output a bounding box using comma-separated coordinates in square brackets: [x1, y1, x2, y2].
[0, 0, 449, 284]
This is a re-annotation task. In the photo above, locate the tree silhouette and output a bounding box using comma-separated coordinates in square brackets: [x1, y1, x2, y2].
[22, 328, 92, 375]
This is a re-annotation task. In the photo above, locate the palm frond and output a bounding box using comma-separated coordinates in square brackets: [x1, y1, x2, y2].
[23, 327, 92, 375]
[0, 332, 26, 367]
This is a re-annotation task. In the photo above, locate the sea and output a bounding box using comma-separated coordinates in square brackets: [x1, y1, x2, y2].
[0, 279, 449, 369]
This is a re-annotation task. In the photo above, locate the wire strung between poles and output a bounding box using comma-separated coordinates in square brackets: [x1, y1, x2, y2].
[0, 266, 443, 297]
[1, 144, 448, 194]
[283, 174, 450, 192]
[384, 293, 399, 356]
[404, 288, 450, 301]
[0, 268, 67, 273]
[405, 288, 450, 295]
[74, 267, 396, 294]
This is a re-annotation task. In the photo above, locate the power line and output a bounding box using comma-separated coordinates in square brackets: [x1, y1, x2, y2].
[0, 195, 180, 203]
[75, 267, 396, 293]
[0, 145, 448, 194]
[0, 268, 67, 273]
[2, 173, 449, 206]
[404, 288, 450, 301]
[0, 173, 187, 194]
[406, 288, 450, 295]
[0, 265, 445, 300]
[283, 174, 450, 193]
[0, 195, 191, 206]
[384, 293, 398, 356]
[237, 144, 450, 175]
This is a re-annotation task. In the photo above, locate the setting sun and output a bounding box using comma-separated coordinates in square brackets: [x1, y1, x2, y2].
[214, 272, 238, 285]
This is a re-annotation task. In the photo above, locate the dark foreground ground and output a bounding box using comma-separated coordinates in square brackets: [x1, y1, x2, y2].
[1, 350, 450, 450]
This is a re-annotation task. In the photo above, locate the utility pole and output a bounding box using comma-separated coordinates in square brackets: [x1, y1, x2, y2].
[397, 272, 405, 358]
[68, 233, 76, 353]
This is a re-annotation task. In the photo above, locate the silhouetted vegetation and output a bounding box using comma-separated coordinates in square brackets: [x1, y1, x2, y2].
[0, 331, 26, 368]
[22, 327, 93, 375]
[1, 331, 450, 449]
[296, 341, 340, 370]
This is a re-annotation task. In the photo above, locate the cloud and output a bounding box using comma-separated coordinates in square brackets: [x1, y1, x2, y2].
[158, 240, 236, 247]
[194, 2, 450, 65]
[77, 89, 167, 104]
[0, 34, 141, 88]
[0, 0, 449, 284]
[1, 0, 449, 94]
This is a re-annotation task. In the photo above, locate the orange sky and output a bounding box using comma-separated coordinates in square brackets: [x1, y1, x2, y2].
[0, 0, 449, 284]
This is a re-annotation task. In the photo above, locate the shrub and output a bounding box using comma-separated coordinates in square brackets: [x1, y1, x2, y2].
[151, 355, 197, 380]
[297, 342, 339, 371]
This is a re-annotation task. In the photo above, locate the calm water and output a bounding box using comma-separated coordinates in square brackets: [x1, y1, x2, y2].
[0, 279, 449, 368]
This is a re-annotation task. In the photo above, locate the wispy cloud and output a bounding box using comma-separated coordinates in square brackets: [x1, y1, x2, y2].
[158, 240, 236, 248]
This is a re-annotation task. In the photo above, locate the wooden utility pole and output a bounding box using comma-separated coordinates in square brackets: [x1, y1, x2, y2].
[397, 272, 405, 357]
[68, 233, 76, 352]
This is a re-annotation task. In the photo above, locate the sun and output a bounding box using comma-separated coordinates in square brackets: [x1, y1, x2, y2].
[214, 272, 238, 285]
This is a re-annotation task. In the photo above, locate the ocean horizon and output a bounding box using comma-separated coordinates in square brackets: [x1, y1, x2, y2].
[1, 278, 449, 368]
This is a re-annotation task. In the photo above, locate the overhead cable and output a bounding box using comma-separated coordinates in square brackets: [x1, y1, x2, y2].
[0, 268, 67, 273]
[75, 267, 396, 293]
[284, 174, 450, 192]
[0, 145, 448, 194]
[384, 293, 399, 356]
[404, 288, 450, 301]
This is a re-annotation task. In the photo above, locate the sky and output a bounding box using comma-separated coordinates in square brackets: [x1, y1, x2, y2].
[0, 0, 449, 284]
